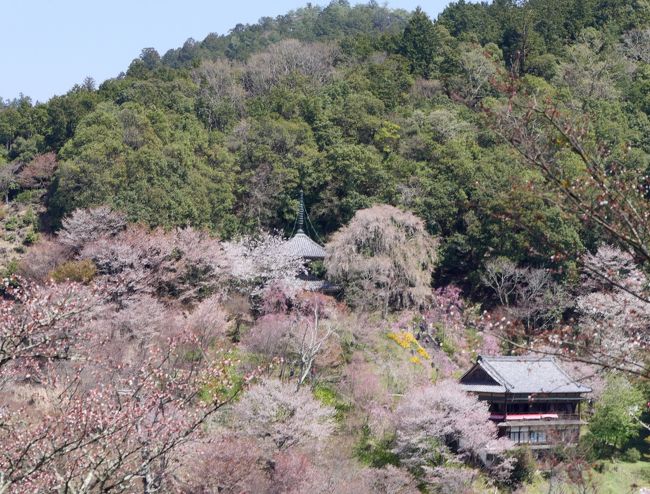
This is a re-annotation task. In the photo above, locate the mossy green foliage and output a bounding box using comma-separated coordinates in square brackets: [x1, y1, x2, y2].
[355, 425, 399, 468]
[197, 350, 245, 404]
[312, 383, 350, 421]
[49, 259, 97, 284]
[509, 446, 537, 486]
[588, 375, 645, 453]
[524, 460, 650, 494]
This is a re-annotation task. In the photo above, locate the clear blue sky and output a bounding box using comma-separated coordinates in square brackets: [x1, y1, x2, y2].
[1, 0, 452, 104]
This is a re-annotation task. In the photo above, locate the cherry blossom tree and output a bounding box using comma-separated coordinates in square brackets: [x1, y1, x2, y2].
[0, 345, 240, 493]
[232, 378, 335, 452]
[340, 354, 392, 435]
[58, 206, 127, 252]
[482, 246, 650, 377]
[325, 205, 438, 315]
[81, 226, 225, 304]
[0, 277, 98, 373]
[393, 380, 514, 484]
[222, 232, 305, 298]
[573, 245, 650, 376]
[0, 276, 248, 492]
[172, 434, 268, 493]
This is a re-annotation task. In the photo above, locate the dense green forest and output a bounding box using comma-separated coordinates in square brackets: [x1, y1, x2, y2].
[3, 0, 649, 288]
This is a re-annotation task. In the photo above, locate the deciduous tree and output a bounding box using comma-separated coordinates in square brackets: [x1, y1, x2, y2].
[325, 205, 438, 314]
[393, 380, 514, 483]
[232, 378, 335, 451]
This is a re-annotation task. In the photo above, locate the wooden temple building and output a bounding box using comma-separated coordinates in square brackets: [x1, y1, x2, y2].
[282, 192, 326, 262]
[280, 191, 332, 292]
[460, 355, 592, 449]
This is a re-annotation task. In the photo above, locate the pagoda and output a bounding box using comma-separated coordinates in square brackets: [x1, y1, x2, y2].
[282, 191, 326, 262]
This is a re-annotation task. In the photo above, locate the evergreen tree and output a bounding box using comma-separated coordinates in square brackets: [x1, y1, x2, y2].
[398, 7, 438, 78]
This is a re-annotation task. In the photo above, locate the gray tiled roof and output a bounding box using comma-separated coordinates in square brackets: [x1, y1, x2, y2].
[459, 383, 507, 393]
[283, 230, 326, 260]
[461, 355, 592, 394]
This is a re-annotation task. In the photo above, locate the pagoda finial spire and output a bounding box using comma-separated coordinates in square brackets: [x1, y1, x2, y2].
[297, 190, 305, 233]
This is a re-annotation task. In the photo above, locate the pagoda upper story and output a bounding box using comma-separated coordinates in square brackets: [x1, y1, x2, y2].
[282, 191, 325, 261]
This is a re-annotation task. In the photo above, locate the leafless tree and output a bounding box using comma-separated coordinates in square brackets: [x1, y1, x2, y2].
[482, 258, 570, 332]
[481, 257, 525, 307]
[243, 39, 338, 95]
[293, 293, 339, 389]
[191, 59, 246, 131]
[555, 29, 627, 106]
[0, 163, 20, 204]
[620, 28, 650, 64]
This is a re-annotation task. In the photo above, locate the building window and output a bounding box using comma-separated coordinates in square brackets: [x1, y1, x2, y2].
[509, 429, 520, 443]
[508, 427, 529, 444]
[529, 430, 547, 444]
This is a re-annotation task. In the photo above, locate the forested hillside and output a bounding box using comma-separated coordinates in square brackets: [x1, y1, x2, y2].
[1, 0, 648, 280]
[2, 1, 650, 492]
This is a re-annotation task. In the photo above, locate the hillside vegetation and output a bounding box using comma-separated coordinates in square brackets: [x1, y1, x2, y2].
[1, 1, 650, 492]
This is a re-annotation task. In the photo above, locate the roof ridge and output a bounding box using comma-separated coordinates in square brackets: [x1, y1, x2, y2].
[290, 231, 325, 246]
[550, 359, 593, 392]
[472, 354, 592, 395]
[477, 356, 514, 391]
[480, 354, 554, 362]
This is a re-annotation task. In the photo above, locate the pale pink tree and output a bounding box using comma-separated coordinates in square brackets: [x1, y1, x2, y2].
[58, 206, 127, 252]
[222, 232, 305, 296]
[325, 205, 438, 315]
[232, 378, 335, 451]
[81, 226, 225, 304]
[0, 345, 241, 493]
[393, 380, 514, 482]
[0, 277, 98, 373]
[573, 245, 650, 376]
[426, 466, 481, 494]
[0, 276, 250, 492]
[168, 434, 269, 493]
[268, 452, 418, 494]
[340, 354, 393, 435]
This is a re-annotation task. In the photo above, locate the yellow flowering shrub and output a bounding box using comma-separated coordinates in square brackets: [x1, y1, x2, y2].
[387, 331, 416, 349]
[387, 331, 431, 365]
